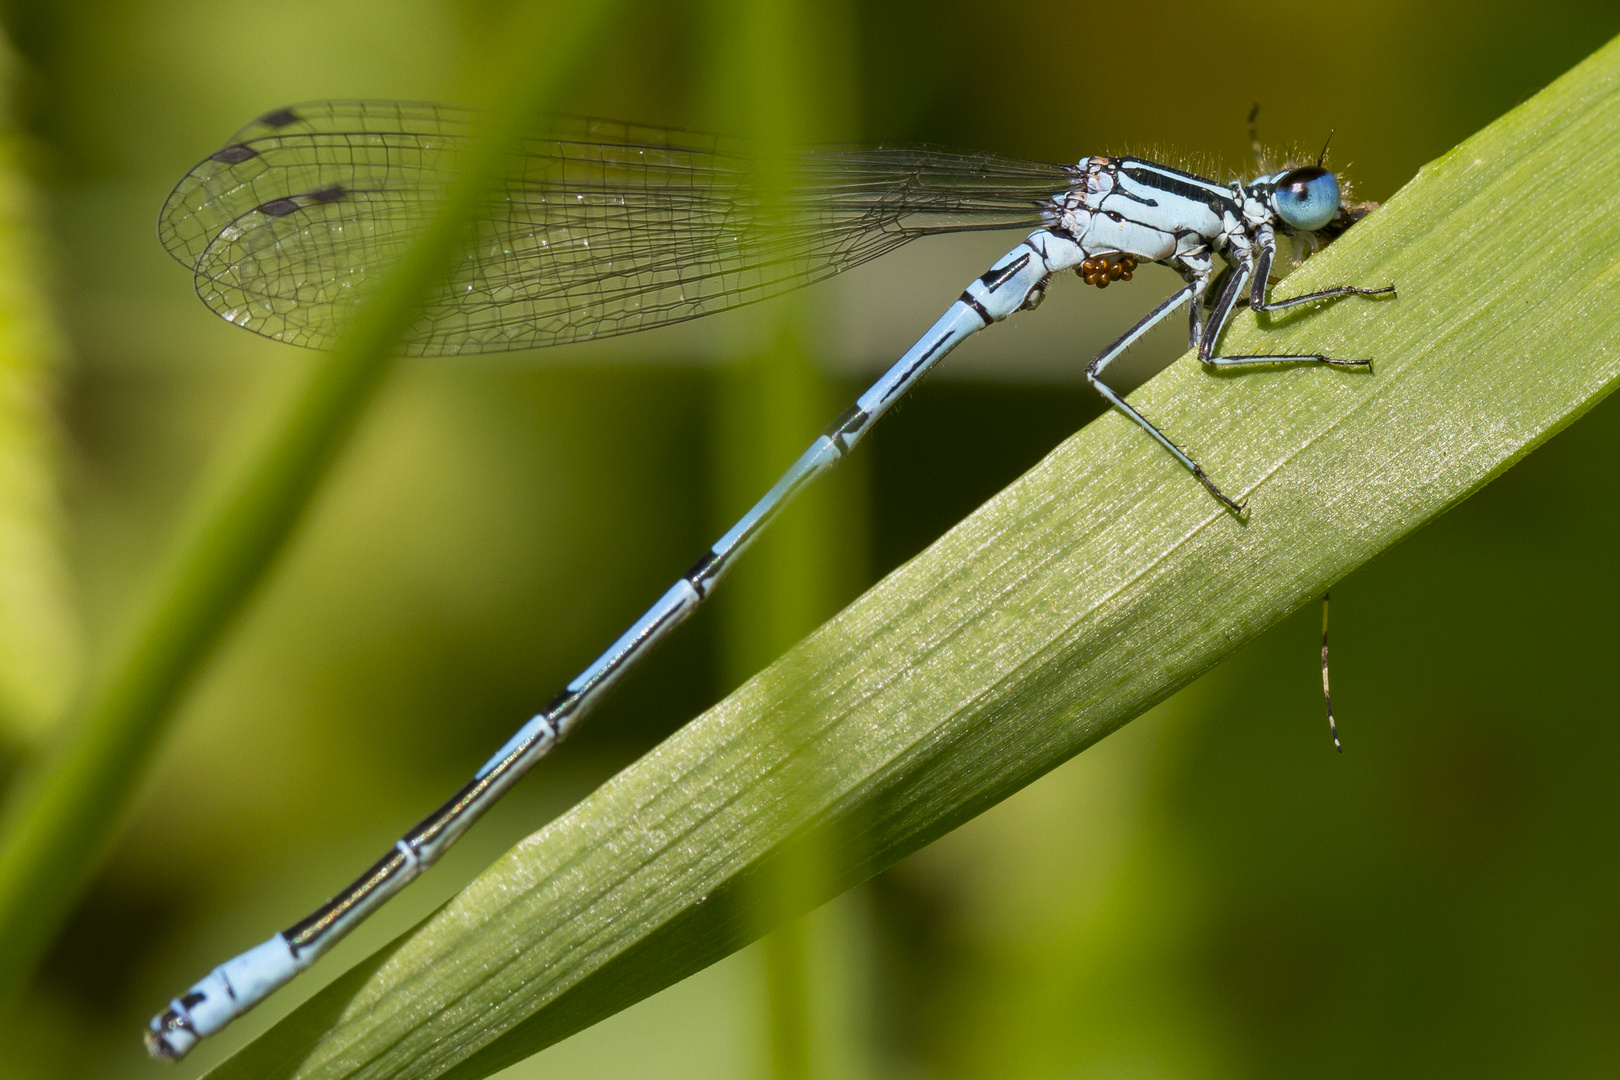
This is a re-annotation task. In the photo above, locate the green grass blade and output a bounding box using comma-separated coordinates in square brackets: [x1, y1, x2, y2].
[208, 31, 1620, 1080]
[0, 0, 627, 1004]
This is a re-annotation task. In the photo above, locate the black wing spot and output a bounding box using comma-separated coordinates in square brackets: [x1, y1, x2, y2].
[258, 107, 300, 129]
[210, 144, 258, 165]
[306, 183, 347, 204]
[256, 197, 301, 218]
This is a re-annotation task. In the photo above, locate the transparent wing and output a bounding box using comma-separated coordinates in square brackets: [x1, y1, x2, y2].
[159, 101, 1077, 356]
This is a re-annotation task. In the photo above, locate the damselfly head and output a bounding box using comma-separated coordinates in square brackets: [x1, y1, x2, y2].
[1271, 165, 1342, 233]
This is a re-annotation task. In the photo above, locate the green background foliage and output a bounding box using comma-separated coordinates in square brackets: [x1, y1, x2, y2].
[0, 1, 1616, 1078]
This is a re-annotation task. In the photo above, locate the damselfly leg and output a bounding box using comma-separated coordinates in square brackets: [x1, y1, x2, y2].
[1083, 283, 1248, 512]
[1084, 221, 1393, 514]
[1202, 225, 1394, 369]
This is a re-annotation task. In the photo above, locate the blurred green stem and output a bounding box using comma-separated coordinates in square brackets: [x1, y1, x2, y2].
[706, 0, 860, 1075]
[762, 917, 812, 1080]
[0, 34, 81, 752]
[716, 337, 857, 1080]
[0, 0, 625, 1004]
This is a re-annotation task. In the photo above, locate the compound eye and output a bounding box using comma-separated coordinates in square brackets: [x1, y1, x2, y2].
[1272, 166, 1341, 232]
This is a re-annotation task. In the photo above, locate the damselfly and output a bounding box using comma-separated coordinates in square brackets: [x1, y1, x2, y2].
[146, 100, 1392, 1060]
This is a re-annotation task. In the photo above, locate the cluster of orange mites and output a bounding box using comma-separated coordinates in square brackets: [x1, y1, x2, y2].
[1079, 254, 1138, 289]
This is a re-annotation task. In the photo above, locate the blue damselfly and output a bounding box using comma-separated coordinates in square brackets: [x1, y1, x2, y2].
[146, 100, 1391, 1059]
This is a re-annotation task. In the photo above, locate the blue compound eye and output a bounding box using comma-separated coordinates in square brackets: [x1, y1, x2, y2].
[1272, 166, 1341, 231]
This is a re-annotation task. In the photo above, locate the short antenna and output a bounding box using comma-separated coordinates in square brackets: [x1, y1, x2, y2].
[1317, 129, 1336, 167]
[1247, 103, 1265, 171]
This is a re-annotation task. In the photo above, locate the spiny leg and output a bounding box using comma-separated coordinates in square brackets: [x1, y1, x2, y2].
[1201, 228, 1389, 370]
[1202, 352, 1373, 372]
[1199, 259, 1359, 370]
[1086, 283, 1245, 514]
[1189, 260, 1235, 352]
[1249, 223, 1396, 314]
[1256, 282, 1396, 313]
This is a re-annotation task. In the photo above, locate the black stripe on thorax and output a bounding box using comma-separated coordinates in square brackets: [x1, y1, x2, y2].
[1118, 161, 1240, 218]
